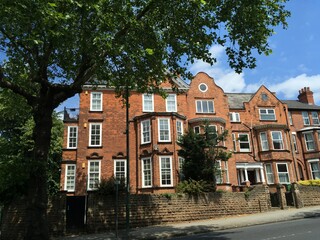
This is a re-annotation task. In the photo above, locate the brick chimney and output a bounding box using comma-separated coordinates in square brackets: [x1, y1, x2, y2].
[298, 87, 314, 105]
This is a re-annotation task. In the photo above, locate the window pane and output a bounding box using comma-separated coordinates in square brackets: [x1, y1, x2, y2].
[143, 94, 153, 112]
[91, 92, 102, 111]
[159, 119, 170, 141]
[302, 111, 310, 125]
[68, 126, 78, 148]
[88, 161, 100, 190]
[260, 109, 275, 120]
[160, 157, 172, 186]
[166, 94, 176, 112]
[260, 132, 269, 151]
[141, 120, 151, 144]
[142, 158, 152, 187]
[277, 164, 289, 184]
[196, 100, 214, 113]
[272, 131, 283, 150]
[90, 124, 101, 146]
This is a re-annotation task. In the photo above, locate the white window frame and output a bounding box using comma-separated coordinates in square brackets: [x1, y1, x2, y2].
[232, 133, 237, 151]
[90, 92, 102, 111]
[88, 160, 101, 190]
[89, 123, 102, 147]
[260, 132, 269, 151]
[176, 120, 183, 141]
[166, 94, 177, 112]
[142, 94, 154, 112]
[114, 159, 126, 183]
[302, 111, 310, 125]
[196, 100, 214, 113]
[158, 118, 171, 142]
[159, 156, 173, 187]
[292, 133, 298, 152]
[141, 119, 151, 144]
[229, 112, 240, 122]
[178, 157, 185, 173]
[308, 159, 320, 180]
[304, 132, 315, 151]
[194, 126, 201, 134]
[65, 164, 76, 192]
[265, 163, 274, 184]
[259, 108, 276, 121]
[223, 161, 229, 183]
[67, 126, 78, 149]
[311, 111, 320, 125]
[271, 131, 284, 150]
[142, 157, 152, 188]
[215, 160, 222, 184]
[238, 133, 250, 152]
[288, 111, 293, 125]
[276, 163, 290, 184]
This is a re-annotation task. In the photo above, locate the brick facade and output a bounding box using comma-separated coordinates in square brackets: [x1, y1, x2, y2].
[60, 72, 320, 195]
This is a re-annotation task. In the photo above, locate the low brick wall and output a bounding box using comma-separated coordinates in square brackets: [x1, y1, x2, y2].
[0, 194, 66, 240]
[298, 185, 320, 206]
[6, 184, 320, 238]
[86, 185, 271, 232]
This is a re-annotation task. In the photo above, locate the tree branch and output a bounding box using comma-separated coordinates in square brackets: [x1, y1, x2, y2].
[0, 66, 37, 105]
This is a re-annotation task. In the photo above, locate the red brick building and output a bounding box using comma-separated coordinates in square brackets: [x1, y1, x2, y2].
[60, 72, 320, 195]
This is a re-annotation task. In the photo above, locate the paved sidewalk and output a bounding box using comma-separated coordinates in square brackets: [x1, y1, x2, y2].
[58, 206, 320, 240]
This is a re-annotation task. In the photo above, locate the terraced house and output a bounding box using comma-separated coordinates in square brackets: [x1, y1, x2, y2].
[61, 72, 320, 195]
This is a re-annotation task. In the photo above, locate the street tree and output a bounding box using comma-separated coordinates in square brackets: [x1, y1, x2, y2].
[0, 0, 290, 239]
[178, 125, 231, 192]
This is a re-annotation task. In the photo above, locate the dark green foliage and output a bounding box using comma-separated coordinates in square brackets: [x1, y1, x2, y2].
[176, 179, 215, 194]
[0, 90, 63, 204]
[96, 177, 126, 195]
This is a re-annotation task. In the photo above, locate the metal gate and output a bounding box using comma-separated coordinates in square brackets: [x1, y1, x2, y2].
[66, 196, 86, 231]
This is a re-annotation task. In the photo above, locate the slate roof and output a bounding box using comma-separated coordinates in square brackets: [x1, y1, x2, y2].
[282, 100, 320, 110]
[226, 93, 254, 109]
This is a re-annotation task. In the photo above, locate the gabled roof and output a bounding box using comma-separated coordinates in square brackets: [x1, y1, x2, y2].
[282, 100, 320, 110]
[226, 93, 254, 109]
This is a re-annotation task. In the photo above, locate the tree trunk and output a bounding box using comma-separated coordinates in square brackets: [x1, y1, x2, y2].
[24, 104, 54, 240]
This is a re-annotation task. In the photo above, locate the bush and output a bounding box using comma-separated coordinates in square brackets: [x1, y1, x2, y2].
[96, 177, 126, 195]
[176, 179, 215, 194]
[298, 180, 320, 186]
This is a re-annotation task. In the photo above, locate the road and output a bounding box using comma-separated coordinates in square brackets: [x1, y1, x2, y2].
[170, 217, 320, 240]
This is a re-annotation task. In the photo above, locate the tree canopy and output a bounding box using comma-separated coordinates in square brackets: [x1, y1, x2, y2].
[0, 0, 290, 239]
[0, 89, 63, 204]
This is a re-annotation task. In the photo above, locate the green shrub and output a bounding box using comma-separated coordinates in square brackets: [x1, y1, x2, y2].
[176, 179, 215, 194]
[298, 180, 320, 186]
[96, 177, 126, 195]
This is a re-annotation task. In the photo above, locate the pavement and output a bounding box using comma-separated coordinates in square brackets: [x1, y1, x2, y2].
[57, 205, 320, 240]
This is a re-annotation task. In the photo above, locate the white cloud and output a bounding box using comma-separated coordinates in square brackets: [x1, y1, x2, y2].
[268, 74, 320, 104]
[188, 45, 246, 93]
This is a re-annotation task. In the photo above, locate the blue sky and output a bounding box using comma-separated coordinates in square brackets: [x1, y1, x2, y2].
[189, 0, 320, 105]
